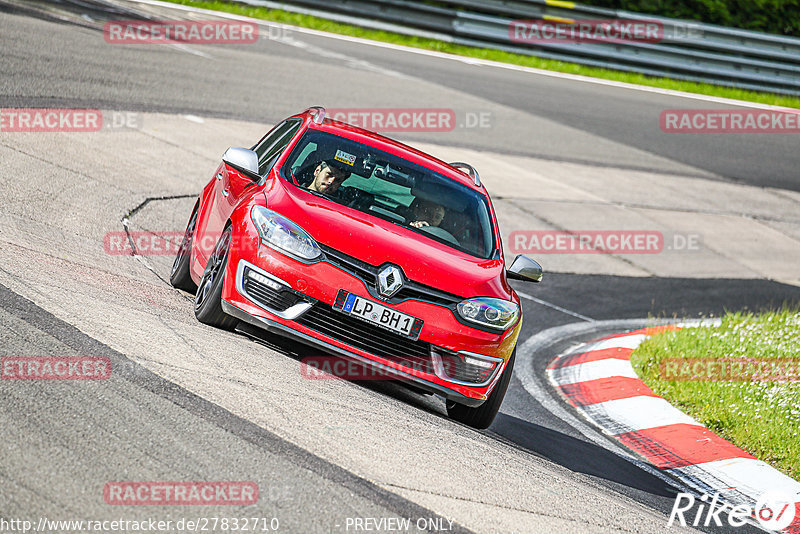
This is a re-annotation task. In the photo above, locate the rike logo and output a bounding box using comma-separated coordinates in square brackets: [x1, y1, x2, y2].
[668, 491, 797, 530]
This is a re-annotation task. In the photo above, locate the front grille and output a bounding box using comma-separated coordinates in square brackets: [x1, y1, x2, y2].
[242, 267, 302, 312]
[435, 349, 498, 385]
[296, 303, 435, 375]
[319, 244, 462, 307]
[395, 285, 457, 306]
[320, 245, 375, 281]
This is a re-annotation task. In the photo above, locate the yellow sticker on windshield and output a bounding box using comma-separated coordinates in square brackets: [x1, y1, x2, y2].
[334, 149, 356, 166]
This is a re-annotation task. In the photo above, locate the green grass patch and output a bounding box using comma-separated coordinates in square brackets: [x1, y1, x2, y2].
[631, 310, 800, 479]
[161, 0, 800, 109]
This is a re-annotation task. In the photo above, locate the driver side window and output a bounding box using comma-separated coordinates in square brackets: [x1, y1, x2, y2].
[253, 119, 302, 175]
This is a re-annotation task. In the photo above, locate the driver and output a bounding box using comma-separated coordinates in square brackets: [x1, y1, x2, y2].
[408, 198, 446, 229]
[308, 160, 350, 195]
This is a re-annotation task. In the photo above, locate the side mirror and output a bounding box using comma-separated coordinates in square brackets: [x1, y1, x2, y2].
[222, 147, 259, 181]
[507, 255, 543, 283]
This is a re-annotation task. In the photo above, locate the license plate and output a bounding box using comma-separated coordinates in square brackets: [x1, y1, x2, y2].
[333, 290, 423, 339]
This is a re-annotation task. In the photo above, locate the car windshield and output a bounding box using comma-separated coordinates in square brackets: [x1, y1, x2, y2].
[280, 130, 496, 259]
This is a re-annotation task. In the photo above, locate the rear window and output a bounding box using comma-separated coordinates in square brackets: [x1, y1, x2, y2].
[280, 130, 496, 259]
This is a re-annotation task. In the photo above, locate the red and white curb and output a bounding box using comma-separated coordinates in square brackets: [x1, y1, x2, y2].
[547, 325, 800, 532]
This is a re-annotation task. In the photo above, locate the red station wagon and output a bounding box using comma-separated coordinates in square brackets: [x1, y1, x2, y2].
[170, 107, 543, 428]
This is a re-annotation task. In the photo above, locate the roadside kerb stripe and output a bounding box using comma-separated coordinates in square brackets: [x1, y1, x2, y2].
[558, 376, 658, 405]
[579, 395, 703, 434]
[548, 358, 639, 385]
[547, 347, 634, 369]
[617, 424, 755, 469]
[579, 332, 650, 352]
[547, 327, 800, 532]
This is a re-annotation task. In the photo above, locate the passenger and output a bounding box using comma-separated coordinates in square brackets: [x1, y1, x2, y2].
[308, 160, 350, 195]
[408, 198, 446, 229]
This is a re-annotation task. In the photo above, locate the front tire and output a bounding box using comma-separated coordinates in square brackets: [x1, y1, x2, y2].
[170, 203, 199, 293]
[446, 348, 515, 429]
[194, 225, 238, 330]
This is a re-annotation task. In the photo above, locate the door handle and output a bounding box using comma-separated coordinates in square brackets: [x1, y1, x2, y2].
[222, 189, 230, 197]
[216, 172, 223, 180]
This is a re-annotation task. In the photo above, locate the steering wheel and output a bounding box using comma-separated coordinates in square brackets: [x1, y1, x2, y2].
[419, 225, 459, 245]
[337, 187, 373, 209]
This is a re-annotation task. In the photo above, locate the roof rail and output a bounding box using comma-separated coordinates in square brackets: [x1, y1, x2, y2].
[448, 162, 481, 187]
[306, 106, 326, 124]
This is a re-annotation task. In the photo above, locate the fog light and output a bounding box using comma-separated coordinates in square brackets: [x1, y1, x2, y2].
[249, 270, 283, 291]
[431, 348, 503, 385]
[464, 356, 493, 369]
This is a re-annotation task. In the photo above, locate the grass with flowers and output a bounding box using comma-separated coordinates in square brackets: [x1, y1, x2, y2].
[630, 309, 800, 480]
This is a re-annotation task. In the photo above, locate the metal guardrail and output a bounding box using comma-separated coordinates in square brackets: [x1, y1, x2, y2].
[244, 0, 800, 96]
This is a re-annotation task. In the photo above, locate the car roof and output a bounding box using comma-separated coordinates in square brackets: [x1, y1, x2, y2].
[298, 115, 485, 193]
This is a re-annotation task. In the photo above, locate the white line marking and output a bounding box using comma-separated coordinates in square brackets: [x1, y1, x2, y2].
[273, 35, 408, 79]
[169, 42, 213, 59]
[124, 0, 799, 111]
[517, 291, 594, 322]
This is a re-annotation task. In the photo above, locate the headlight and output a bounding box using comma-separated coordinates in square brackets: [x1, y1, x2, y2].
[456, 297, 519, 331]
[251, 206, 321, 261]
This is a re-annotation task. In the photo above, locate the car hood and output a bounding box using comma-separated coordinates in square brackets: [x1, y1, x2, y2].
[269, 184, 509, 299]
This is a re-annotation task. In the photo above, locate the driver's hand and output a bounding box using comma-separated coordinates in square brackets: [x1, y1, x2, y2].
[410, 221, 430, 228]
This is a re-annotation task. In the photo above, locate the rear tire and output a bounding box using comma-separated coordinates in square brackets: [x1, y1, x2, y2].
[170, 203, 199, 293]
[194, 225, 238, 330]
[446, 348, 515, 429]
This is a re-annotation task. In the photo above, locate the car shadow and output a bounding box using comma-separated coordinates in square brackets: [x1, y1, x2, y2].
[235, 321, 447, 414]
[489, 411, 677, 497]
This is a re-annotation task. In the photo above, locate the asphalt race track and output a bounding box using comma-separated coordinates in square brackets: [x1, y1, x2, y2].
[1, 1, 800, 533]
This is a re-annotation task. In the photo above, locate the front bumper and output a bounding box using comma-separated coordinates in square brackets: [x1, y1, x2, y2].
[220, 217, 520, 404]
